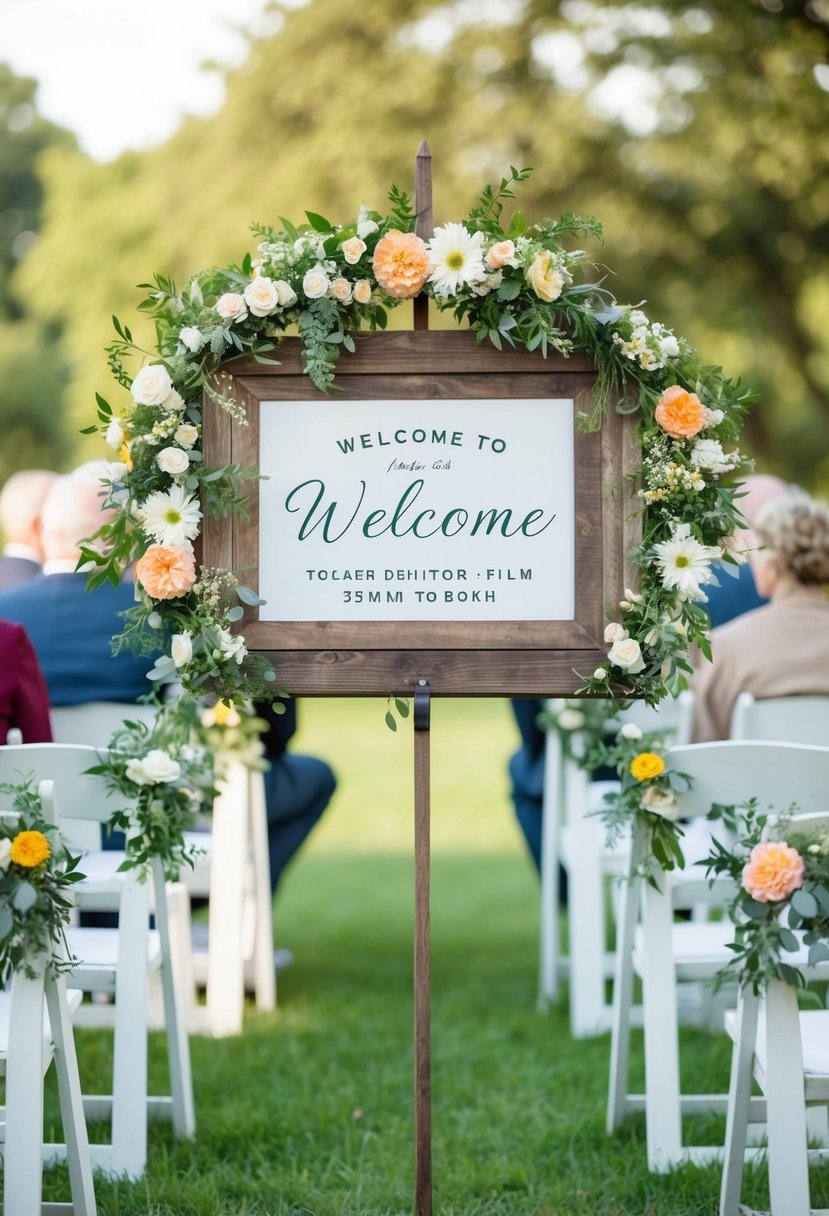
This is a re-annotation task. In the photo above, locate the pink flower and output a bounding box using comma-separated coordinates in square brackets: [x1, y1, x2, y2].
[741, 840, 805, 903]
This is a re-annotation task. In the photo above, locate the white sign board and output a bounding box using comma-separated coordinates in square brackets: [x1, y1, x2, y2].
[257, 398, 574, 622]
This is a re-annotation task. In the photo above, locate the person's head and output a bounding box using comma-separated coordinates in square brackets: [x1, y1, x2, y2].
[40, 462, 115, 563]
[732, 473, 787, 553]
[750, 488, 829, 598]
[0, 469, 59, 557]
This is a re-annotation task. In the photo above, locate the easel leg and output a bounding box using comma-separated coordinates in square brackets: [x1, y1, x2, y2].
[414, 679, 432, 1216]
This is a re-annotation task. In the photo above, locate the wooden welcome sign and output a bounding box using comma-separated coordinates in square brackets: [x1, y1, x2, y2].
[201, 333, 638, 696]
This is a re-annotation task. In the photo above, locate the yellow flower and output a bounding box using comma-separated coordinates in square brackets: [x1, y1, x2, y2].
[208, 699, 242, 728]
[119, 441, 134, 472]
[10, 830, 51, 868]
[630, 752, 666, 782]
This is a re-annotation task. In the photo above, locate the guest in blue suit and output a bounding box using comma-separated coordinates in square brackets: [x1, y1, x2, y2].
[0, 464, 154, 704]
[0, 469, 57, 592]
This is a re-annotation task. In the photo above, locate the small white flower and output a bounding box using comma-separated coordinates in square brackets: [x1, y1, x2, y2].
[619, 723, 643, 741]
[161, 388, 185, 413]
[171, 631, 193, 668]
[156, 447, 190, 476]
[216, 626, 247, 665]
[654, 525, 720, 600]
[604, 622, 629, 644]
[141, 749, 182, 784]
[102, 461, 128, 483]
[658, 334, 680, 358]
[125, 758, 150, 786]
[244, 276, 280, 317]
[624, 587, 644, 604]
[216, 292, 248, 322]
[105, 418, 125, 449]
[179, 326, 204, 354]
[131, 364, 173, 406]
[705, 408, 725, 427]
[174, 423, 199, 449]
[607, 636, 646, 674]
[0, 838, 12, 871]
[274, 279, 297, 307]
[557, 708, 586, 731]
[303, 266, 330, 299]
[593, 668, 608, 680]
[138, 484, 202, 547]
[690, 438, 734, 474]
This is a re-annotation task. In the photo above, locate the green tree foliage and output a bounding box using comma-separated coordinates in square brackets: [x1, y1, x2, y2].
[0, 320, 71, 485]
[13, 0, 829, 486]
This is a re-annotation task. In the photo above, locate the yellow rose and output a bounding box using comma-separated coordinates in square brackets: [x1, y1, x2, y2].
[630, 753, 667, 782]
[526, 251, 564, 303]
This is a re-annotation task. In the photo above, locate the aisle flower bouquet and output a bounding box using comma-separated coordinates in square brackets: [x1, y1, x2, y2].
[0, 779, 85, 982]
[705, 801, 829, 993]
[82, 167, 754, 713]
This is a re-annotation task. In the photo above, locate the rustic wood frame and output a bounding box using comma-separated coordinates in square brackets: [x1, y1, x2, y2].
[202, 330, 639, 696]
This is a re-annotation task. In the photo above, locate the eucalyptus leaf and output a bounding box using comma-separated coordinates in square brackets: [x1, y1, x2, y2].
[791, 888, 819, 919]
[0, 906, 13, 938]
[237, 585, 266, 607]
[11, 881, 38, 913]
[227, 606, 245, 622]
[808, 940, 829, 965]
[778, 926, 800, 953]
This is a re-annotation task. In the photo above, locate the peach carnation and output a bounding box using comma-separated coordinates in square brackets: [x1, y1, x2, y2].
[742, 840, 805, 903]
[372, 230, 430, 299]
[135, 544, 197, 600]
[654, 385, 707, 440]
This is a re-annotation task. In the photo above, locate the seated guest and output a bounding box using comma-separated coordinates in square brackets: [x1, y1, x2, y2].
[0, 618, 52, 743]
[0, 468, 57, 591]
[705, 473, 785, 627]
[693, 488, 829, 741]
[0, 462, 155, 705]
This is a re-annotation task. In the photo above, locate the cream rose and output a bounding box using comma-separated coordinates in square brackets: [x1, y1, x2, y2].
[641, 785, 681, 820]
[486, 239, 518, 269]
[329, 277, 353, 303]
[179, 326, 204, 353]
[353, 279, 372, 305]
[125, 758, 150, 786]
[171, 631, 193, 668]
[604, 622, 629, 644]
[607, 636, 645, 674]
[342, 237, 367, 265]
[174, 423, 199, 449]
[156, 446, 190, 476]
[619, 723, 643, 741]
[243, 276, 280, 318]
[161, 388, 185, 413]
[557, 708, 585, 731]
[0, 838, 12, 871]
[274, 279, 298, 307]
[303, 267, 330, 299]
[216, 292, 248, 322]
[141, 749, 182, 784]
[526, 251, 564, 303]
[105, 418, 125, 449]
[131, 364, 173, 406]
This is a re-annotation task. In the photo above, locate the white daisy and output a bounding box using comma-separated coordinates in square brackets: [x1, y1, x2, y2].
[653, 523, 720, 599]
[138, 484, 202, 547]
[426, 222, 486, 296]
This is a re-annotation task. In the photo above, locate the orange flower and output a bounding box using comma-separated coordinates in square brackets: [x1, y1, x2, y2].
[135, 544, 196, 600]
[630, 752, 666, 782]
[654, 385, 707, 440]
[742, 840, 805, 903]
[10, 830, 51, 868]
[372, 230, 430, 299]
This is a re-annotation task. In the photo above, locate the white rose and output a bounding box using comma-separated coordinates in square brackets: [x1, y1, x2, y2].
[329, 277, 353, 303]
[604, 622, 629, 644]
[357, 219, 379, 239]
[619, 723, 643, 741]
[303, 267, 330, 299]
[690, 438, 731, 474]
[156, 447, 190, 475]
[216, 626, 247, 665]
[624, 587, 644, 604]
[607, 636, 646, 674]
[274, 279, 297, 307]
[171, 631, 193, 668]
[125, 758, 150, 786]
[131, 364, 173, 406]
[216, 292, 248, 322]
[658, 334, 680, 358]
[174, 423, 199, 449]
[593, 668, 608, 680]
[179, 326, 204, 353]
[0, 838, 12, 871]
[161, 388, 185, 413]
[141, 749, 182, 784]
[244, 276, 280, 317]
[556, 708, 585, 731]
[341, 237, 367, 265]
[640, 785, 681, 820]
[105, 418, 125, 449]
[353, 279, 372, 305]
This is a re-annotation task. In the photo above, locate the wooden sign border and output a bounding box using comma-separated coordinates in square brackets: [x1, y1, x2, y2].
[202, 330, 639, 696]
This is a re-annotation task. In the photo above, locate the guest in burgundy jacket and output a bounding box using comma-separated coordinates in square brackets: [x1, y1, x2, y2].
[0, 618, 52, 743]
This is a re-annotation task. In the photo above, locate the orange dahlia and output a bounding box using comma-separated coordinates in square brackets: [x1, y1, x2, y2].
[135, 544, 197, 600]
[372, 230, 430, 299]
[654, 385, 707, 440]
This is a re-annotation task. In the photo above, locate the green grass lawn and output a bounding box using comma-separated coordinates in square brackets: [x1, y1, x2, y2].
[37, 699, 829, 1213]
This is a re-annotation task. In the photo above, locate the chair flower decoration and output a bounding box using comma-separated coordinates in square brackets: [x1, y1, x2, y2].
[82, 167, 754, 711]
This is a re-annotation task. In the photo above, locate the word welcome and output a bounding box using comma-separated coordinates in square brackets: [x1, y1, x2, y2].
[284, 479, 555, 543]
[335, 429, 507, 454]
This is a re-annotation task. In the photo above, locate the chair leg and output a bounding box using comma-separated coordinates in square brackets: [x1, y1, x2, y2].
[719, 988, 759, 1216]
[764, 980, 811, 1216]
[538, 731, 563, 1008]
[641, 868, 683, 1171]
[4, 969, 47, 1216]
[109, 877, 150, 1179]
[249, 770, 276, 1013]
[152, 859, 195, 1140]
[204, 764, 247, 1036]
[45, 973, 97, 1216]
[607, 828, 644, 1133]
[567, 766, 608, 1037]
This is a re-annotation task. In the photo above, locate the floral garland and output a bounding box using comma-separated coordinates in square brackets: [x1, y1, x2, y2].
[83, 168, 754, 707]
[0, 779, 86, 982]
[705, 802, 829, 993]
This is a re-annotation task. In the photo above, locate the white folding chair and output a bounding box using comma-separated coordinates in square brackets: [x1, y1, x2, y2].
[539, 691, 695, 1037]
[607, 740, 829, 1172]
[0, 744, 195, 1180]
[731, 692, 829, 746]
[0, 797, 96, 1216]
[720, 813, 829, 1216]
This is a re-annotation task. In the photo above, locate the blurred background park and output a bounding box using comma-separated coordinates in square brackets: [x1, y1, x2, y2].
[2, 2, 829, 1211]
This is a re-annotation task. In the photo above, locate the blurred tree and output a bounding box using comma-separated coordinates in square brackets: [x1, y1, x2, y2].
[13, 0, 829, 486]
[0, 65, 75, 476]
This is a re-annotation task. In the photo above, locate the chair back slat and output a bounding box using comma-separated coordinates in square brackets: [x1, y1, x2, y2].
[50, 701, 158, 748]
[668, 741, 829, 819]
[730, 693, 829, 747]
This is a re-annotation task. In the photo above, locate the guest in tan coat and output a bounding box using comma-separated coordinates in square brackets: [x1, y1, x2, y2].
[693, 488, 829, 742]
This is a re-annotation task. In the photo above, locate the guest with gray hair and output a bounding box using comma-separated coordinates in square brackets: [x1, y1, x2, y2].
[0, 468, 58, 591]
